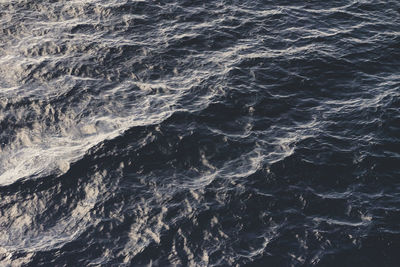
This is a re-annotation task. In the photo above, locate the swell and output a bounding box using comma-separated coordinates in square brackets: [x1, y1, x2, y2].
[1, 89, 398, 266]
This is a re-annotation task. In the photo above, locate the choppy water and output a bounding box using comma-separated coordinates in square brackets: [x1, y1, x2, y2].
[0, 0, 399, 266]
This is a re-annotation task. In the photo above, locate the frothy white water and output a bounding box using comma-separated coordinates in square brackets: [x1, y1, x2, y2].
[0, 79, 187, 185]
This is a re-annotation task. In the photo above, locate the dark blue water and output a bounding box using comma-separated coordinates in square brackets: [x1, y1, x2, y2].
[0, 0, 399, 266]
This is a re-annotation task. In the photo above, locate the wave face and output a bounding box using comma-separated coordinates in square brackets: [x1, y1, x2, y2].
[1, 0, 400, 266]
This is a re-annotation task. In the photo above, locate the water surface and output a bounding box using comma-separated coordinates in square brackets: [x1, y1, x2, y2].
[0, 0, 399, 266]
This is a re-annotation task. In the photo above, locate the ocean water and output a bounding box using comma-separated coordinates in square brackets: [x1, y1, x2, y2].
[0, 0, 399, 266]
